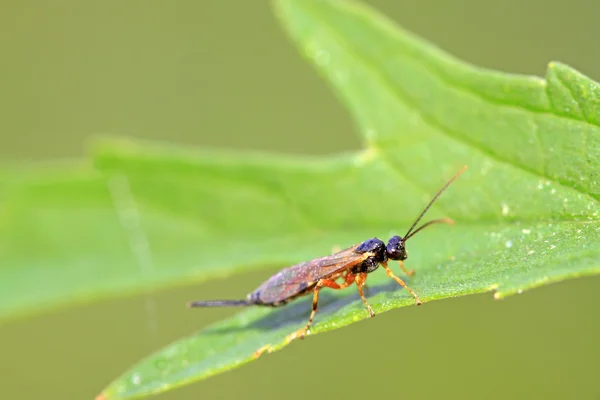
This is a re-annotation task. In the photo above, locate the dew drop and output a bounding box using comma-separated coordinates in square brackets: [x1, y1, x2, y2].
[517, 289, 523, 294]
[131, 373, 141, 386]
[505, 240, 513, 248]
[480, 161, 493, 175]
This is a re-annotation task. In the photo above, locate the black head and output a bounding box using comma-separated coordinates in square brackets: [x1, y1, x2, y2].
[384, 166, 468, 261]
[386, 235, 407, 261]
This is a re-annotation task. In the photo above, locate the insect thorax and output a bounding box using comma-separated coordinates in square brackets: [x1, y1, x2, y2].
[352, 237, 387, 274]
[350, 257, 382, 274]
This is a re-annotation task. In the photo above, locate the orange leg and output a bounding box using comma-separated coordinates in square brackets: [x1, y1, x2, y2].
[283, 277, 352, 344]
[342, 270, 356, 285]
[382, 261, 422, 305]
[253, 273, 361, 358]
[398, 260, 415, 276]
[354, 273, 375, 317]
[254, 276, 356, 358]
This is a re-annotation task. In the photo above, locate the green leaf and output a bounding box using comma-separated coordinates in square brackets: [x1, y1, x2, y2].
[95, 0, 600, 399]
[0, 164, 140, 320]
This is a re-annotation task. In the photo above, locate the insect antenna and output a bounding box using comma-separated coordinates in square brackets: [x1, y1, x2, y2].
[403, 165, 467, 241]
[188, 299, 253, 307]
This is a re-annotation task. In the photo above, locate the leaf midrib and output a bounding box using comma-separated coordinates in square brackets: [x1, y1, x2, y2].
[115, 198, 600, 243]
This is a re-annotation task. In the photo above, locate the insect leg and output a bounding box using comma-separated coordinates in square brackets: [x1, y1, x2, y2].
[397, 260, 415, 276]
[253, 277, 357, 358]
[382, 261, 422, 305]
[284, 278, 349, 344]
[342, 270, 356, 285]
[354, 273, 375, 317]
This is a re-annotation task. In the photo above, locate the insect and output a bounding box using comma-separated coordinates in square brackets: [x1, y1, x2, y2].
[189, 165, 467, 349]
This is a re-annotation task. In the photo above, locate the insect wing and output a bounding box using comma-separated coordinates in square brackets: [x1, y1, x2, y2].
[304, 245, 367, 281]
[251, 245, 367, 305]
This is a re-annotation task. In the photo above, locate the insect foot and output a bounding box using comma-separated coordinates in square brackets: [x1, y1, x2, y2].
[252, 344, 274, 359]
[284, 327, 308, 343]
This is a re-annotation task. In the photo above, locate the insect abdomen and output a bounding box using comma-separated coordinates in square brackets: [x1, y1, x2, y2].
[188, 299, 253, 307]
[249, 279, 312, 306]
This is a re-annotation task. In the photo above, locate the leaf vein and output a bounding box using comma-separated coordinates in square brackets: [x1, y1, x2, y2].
[314, 14, 599, 204]
[330, 0, 600, 131]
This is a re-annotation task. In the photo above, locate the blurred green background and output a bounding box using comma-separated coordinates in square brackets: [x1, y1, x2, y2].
[1, 1, 599, 399]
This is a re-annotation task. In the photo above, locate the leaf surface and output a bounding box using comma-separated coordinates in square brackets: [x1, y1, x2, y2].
[93, 0, 600, 398]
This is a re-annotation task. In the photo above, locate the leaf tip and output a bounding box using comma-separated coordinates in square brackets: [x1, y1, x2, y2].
[95, 392, 107, 400]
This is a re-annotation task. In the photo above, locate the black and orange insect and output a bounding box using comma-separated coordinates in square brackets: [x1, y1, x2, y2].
[189, 166, 467, 347]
